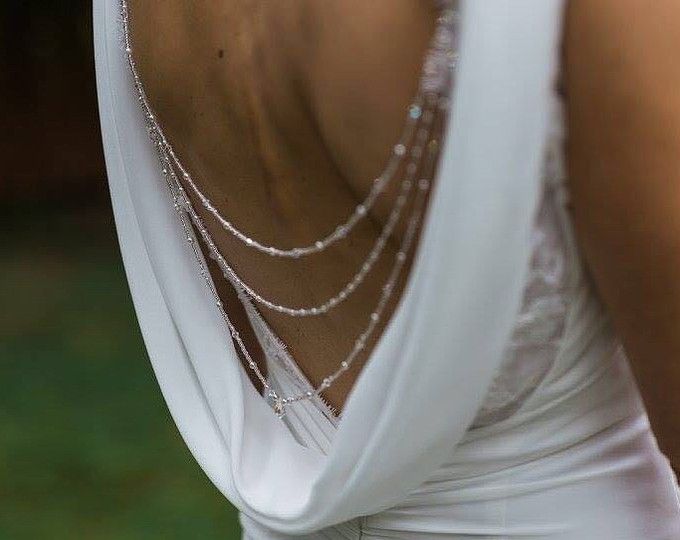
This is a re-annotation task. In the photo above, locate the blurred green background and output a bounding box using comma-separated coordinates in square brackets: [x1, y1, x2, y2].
[0, 2, 241, 538]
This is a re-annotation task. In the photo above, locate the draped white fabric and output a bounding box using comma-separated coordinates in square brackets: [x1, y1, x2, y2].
[94, 1, 680, 537]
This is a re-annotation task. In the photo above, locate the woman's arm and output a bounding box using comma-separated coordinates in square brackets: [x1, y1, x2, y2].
[565, 0, 680, 469]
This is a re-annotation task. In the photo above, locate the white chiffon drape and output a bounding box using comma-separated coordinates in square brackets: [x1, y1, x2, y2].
[94, 1, 680, 537]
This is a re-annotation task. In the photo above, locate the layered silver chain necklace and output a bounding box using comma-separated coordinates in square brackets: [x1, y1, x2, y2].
[120, 0, 459, 418]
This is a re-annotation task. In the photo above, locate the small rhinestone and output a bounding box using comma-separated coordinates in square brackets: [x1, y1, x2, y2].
[408, 104, 423, 119]
[273, 398, 285, 417]
[394, 144, 406, 156]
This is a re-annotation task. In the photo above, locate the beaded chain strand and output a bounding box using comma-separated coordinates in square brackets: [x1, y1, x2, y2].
[120, 0, 456, 259]
[120, 0, 458, 417]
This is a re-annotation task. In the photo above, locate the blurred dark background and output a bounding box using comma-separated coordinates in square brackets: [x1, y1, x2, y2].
[0, 2, 240, 537]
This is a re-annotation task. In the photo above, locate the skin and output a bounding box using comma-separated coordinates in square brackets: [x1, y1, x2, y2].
[130, 0, 438, 411]
[130, 1, 679, 469]
[564, 0, 680, 470]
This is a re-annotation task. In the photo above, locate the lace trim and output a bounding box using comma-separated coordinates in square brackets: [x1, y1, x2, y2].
[472, 98, 571, 427]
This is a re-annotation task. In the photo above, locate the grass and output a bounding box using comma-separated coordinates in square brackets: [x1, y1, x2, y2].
[0, 202, 241, 539]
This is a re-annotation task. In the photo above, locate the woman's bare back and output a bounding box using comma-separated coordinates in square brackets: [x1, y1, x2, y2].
[129, 0, 439, 410]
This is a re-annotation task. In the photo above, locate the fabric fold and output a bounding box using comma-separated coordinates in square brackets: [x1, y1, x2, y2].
[94, 0, 565, 533]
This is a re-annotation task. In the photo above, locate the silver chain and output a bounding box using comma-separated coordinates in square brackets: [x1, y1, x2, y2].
[158, 131, 440, 417]
[158, 105, 435, 317]
[121, 0, 435, 259]
[120, 0, 457, 417]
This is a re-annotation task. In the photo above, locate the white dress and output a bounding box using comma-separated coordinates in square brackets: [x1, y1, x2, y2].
[94, 0, 680, 537]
